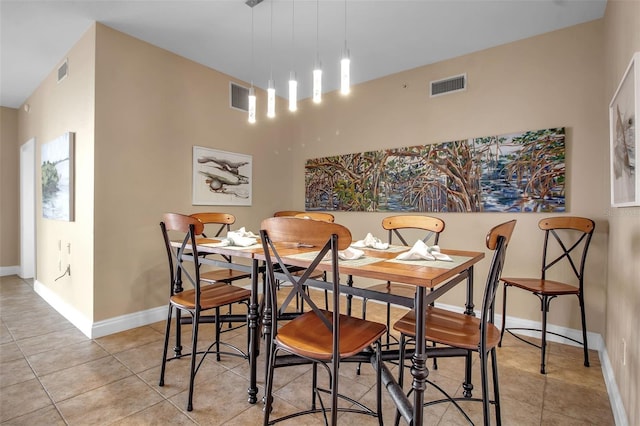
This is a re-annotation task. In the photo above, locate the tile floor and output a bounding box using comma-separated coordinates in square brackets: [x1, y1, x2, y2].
[0, 275, 614, 425]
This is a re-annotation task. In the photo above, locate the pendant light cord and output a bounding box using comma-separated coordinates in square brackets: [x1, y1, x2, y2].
[315, 0, 319, 63]
[250, 7, 254, 88]
[291, 0, 295, 70]
[344, 0, 347, 50]
[269, 0, 273, 80]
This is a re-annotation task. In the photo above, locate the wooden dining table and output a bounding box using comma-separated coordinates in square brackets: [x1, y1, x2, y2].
[177, 238, 484, 426]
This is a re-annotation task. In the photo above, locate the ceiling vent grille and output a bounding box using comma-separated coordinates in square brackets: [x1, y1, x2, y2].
[57, 58, 68, 83]
[230, 82, 249, 112]
[430, 74, 466, 97]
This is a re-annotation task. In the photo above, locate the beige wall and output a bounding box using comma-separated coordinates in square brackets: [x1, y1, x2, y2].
[17, 25, 96, 321]
[92, 24, 293, 320]
[0, 107, 20, 268]
[3, 8, 637, 423]
[291, 20, 609, 334]
[603, 1, 640, 424]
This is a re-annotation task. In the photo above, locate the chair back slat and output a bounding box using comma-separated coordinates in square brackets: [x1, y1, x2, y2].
[382, 215, 444, 246]
[273, 210, 304, 217]
[294, 212, 336, 223]
[190, 212, 236, 238]
[261, 217, 349, 249]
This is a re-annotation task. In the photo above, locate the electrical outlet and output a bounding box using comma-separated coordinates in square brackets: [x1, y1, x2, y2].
[622, 339, 627, 366]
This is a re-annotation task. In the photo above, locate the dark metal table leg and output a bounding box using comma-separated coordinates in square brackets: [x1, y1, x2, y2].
[247, 259, 259, 404]
[411, 286, 428, 426]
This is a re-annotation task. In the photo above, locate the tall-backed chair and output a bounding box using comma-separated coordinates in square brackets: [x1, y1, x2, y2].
[260, 217, 386, 425]
[393, 220, 516, 426]
[159, 213, 251, 411]
[499, 216, 595, 374]
[362, 215, 445, 343]
[190, 212, 251, 285]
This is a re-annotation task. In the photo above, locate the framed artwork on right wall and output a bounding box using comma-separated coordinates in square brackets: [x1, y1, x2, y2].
[610, 51, 640, 207]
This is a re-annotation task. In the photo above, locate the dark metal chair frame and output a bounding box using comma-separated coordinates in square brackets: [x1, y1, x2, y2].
[361, 215, 445, 358]
[393, 219, 516, 426]
[158, 213, 250, 411]
[499, 216, 595, 374]
[260, 217, 386, 426]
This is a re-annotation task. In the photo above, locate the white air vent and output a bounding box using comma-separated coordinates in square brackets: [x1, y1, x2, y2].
[230, 82, 249, 112]
[57, 58, 69, 83]
[430, 74, 466, 97]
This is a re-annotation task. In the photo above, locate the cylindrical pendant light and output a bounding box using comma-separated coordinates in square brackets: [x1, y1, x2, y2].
[248, 86, 256, 123]
[267, 79, 276, 118]
[289, 71, 298, 112]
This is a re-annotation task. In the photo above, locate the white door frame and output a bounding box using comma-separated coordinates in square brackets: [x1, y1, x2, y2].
[20, 138, 35, 279]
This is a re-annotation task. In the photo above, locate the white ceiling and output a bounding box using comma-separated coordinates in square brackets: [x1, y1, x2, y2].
[0, 0, 607, 109]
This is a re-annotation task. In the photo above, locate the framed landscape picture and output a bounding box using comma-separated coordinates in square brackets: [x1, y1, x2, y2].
[41, 132, 74, 221]
[192, 146, 252, 206]
[610, 51, 639, 207]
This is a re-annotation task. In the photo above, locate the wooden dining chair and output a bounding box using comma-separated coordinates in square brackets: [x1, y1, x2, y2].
[284, 211, 334, 309]
[499, 216, 595, 374]
[190, 212, 251, 285]
[159, 213, 251, 411]
[190, 212, 252, 336]
[260, 217, 387, 426]
[393, 219, 516, 426]
[362, 215, 445, 345]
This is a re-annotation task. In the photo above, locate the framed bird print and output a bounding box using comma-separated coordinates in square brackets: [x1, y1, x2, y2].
[610, 51, 639, 207]
[192, 146, 252, 206]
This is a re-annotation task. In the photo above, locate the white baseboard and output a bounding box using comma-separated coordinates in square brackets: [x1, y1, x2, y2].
[34, 280, 94, 338]
[0, 266, 20, 276]
[600, 347, 629, 426]
[497, 309, 603, 351]
[91, 306, 166, 339]
[34, 279, 166, 339]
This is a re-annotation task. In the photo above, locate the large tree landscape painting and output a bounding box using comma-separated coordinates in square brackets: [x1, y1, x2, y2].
[305, 127, 565, 213]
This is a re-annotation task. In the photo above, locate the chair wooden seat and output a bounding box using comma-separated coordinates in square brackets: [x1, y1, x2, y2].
[277, 310, 386, 360]
[500, 277, 580, 296]
[170, 283, 250, 310]
[394, 307, 501, 351]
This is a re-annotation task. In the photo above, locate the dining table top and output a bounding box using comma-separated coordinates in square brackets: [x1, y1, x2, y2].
[185, 237, 485, 289]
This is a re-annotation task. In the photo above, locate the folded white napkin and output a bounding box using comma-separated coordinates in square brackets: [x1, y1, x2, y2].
[322, 247, 365, 261]
[394, 241, 452, 261]
[351, 233, 389, 250]
[339, 247, 364, 260]
[225, 227, 259, 247]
